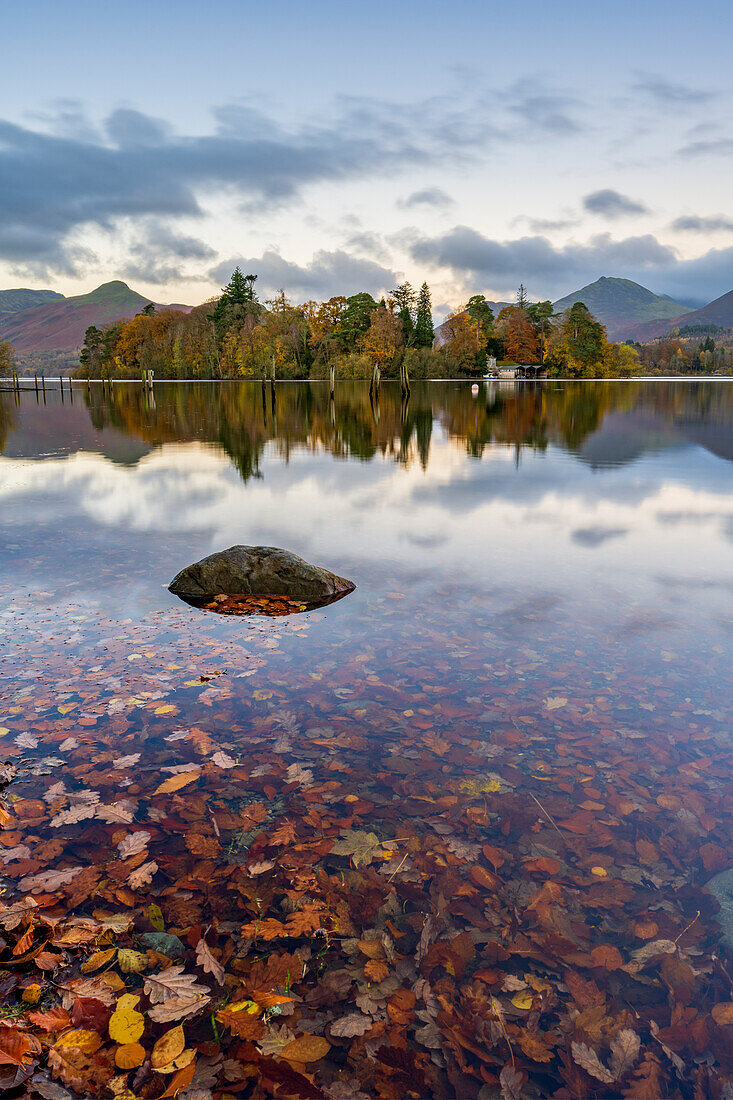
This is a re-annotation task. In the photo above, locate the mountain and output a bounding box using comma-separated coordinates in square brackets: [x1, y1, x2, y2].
[0, 281, 191, 356]
[0, 288, 64, 317]
[626, 288, 733, 342]
[552, 277, 690, 341]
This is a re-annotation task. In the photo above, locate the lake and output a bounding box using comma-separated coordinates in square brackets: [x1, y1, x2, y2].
[1, 379, 732, 1097]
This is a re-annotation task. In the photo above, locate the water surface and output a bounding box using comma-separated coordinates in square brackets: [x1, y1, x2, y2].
[1, 379, 732, 1096]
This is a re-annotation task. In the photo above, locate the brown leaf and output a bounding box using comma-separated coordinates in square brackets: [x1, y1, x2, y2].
[195, 937, 224, 985]
[571, 1042, 614, 1085]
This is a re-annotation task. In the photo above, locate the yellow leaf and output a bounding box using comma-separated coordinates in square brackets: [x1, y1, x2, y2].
[281, 1035, 330, 1062]
[117, 993, 141, 1011]
[511, 990, 534, 1010]
[81, 947, 116, 973]
[156, 1047, 195, 1075]
[115, 1042, 146, 1069]
[151, 1025, 185, 1069]
[54, 1029, 102, 1053]
[154, 705, 177, 715]
[21, 984, 42, 1004]
[152, 771, 201, 796]
[109, 1006, 145, 1044]
[118, 949, 148, 974]
[226, 999, 260, 1015]
[591, 866, 608, 877]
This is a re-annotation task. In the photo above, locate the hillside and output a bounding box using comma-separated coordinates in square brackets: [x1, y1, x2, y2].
[553, 277, 690, 340]
[0, 281, 191, 358]
[627, 288, 733, 342]
[0, 288, 64, 317]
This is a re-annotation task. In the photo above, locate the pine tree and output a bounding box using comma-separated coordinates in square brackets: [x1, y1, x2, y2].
[209, 267, 259, 340]
[392, 282, 416, 346]
[516, 284, 530, 310]
[414, 282, 434, 348]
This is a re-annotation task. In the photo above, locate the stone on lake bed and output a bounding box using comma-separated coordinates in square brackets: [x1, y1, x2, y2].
[705, 867, 733, 952]
[169, 545, 355, 605]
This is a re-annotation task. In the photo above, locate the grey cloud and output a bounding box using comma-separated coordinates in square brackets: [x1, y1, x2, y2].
[408, 226, 676, 297]
[507, 81, 583, 135]
[678, 138, 733, 158]
[671, 215, 733, 233]
[210, 248, 397, 301]
[0, 100, 441, 274]
[123, 224, 217, 285]
[398, 188, 454, 210]
[633, 73, 714, 106]
[515, 216, 578, 232]
[572, 526, 628, 547]
[583, 190, 649, 219]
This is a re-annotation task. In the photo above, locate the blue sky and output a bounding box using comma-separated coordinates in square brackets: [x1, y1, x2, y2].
[2, 0, 733, 311]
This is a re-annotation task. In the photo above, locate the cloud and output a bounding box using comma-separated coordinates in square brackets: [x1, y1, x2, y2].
[583, 190, 649, 219]
[0, 99, 446, 275]
[407, 226, 676, 298]
[506, 80, 584, 135]
[633, 73, 714, 107]
[678, 138, 733, 158]
[210, 248, 397, 301]
[398, 187, 454, 210]
[671, 215, 733, 233]
[122, 224, 217, 285]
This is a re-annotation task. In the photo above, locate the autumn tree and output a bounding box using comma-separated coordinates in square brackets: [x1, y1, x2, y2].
[361, 305, 403, 368]
[440, 308, 486, 375]
[209, 267, 260, 342]
[414, 282, 434, 348]
[562, 302, 605, 373]
[340, 292, 377, 350]
[503, 308, 539, 364]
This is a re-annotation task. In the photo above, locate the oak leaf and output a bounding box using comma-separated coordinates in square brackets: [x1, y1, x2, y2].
[330, 1014, 371, 1038]
[195, 937, 225, 985]
[127, 860, 158, 889]
[609, 1029, 641, 1078]
[571, 1042, 614, 1084]
[117, 831, 151, 860]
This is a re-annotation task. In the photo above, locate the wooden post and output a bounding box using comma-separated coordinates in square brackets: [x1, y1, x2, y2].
[400, 358, 411, 398]
[42, 374, 46, 396]
[369, 363, 380, 398]
[34, 374, 39, 396]
[329, 364, 335, 400]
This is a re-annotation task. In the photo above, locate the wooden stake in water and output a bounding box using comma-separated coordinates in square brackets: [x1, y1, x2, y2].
[329, 365, 335, 399]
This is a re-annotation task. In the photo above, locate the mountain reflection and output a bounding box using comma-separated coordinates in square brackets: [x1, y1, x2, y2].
[2, 379, 733, 475]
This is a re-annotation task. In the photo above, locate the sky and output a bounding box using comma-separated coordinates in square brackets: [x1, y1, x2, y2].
[2, 0, 733, 314]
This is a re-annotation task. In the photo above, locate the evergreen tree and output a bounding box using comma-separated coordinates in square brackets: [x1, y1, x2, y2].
[339, 292, 378, 349]
[516, 284, 530, 310]
[391, 282, 416, 346]
[209, 267, 259, 338]
[414, 282, 435, 348]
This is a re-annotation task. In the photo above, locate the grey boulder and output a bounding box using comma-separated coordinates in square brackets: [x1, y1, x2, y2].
[169, 545, 355, 602]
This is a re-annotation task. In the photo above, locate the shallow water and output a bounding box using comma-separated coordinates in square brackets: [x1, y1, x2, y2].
[1, 379, 732, 1097]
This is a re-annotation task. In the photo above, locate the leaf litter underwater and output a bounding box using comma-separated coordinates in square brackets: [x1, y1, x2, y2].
[1, 576, 733, 1099]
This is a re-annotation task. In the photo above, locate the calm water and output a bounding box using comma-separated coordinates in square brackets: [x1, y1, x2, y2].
[1, 379, 733, 1095]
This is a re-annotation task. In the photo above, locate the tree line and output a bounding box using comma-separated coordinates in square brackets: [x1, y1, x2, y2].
[74, 269, 643, 381]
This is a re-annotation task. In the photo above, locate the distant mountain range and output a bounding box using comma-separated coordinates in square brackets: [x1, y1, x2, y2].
[552, 278, 692, 341]
[0, 288, 64, 317]
[0, 281, 192, 357]
[624, 288, 733, 342]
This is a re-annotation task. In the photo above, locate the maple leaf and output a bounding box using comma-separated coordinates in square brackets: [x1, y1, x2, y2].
[117, 831, 151, 859]
[331, 830, 385, 868]
[195, 937, 225, 985]
[571, 1042, 614, 1085]
[286, 902, 325, 936]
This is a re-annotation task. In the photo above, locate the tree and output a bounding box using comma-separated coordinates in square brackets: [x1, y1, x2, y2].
[138, 302, 156, 317]
[516, 284, 530, 310]
[562, 302, 605, 372]
[360, 305, 403, 368]
[414, 283, 434, 348]
[0, 339, 14, 377]
[466, 295, 494, 347]
[80, 326, 103, 375]
[527, 300, 554, 363]
[440, 308, 486, 375]
[340, 292, 377, 350]
[209, 267, 259, 340]
[504, 309, 539, 364]
[391, 282, 416, 346]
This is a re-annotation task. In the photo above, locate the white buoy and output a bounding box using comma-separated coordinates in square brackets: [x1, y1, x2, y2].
[471, 383, 479, 395]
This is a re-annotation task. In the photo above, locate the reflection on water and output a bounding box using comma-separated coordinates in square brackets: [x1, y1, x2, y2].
[1, 380, 732, 1096]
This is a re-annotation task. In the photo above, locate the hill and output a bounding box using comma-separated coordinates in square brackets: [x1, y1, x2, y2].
[552, 277, 690, 340]
[0, 288, 64, 317]
[627, 288, 733, 342]
[0, 282, 192, 363]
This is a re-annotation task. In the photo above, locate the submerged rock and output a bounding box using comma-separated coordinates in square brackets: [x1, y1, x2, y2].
[169, 545, 355, 604]
[706, 867, 733, 952]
